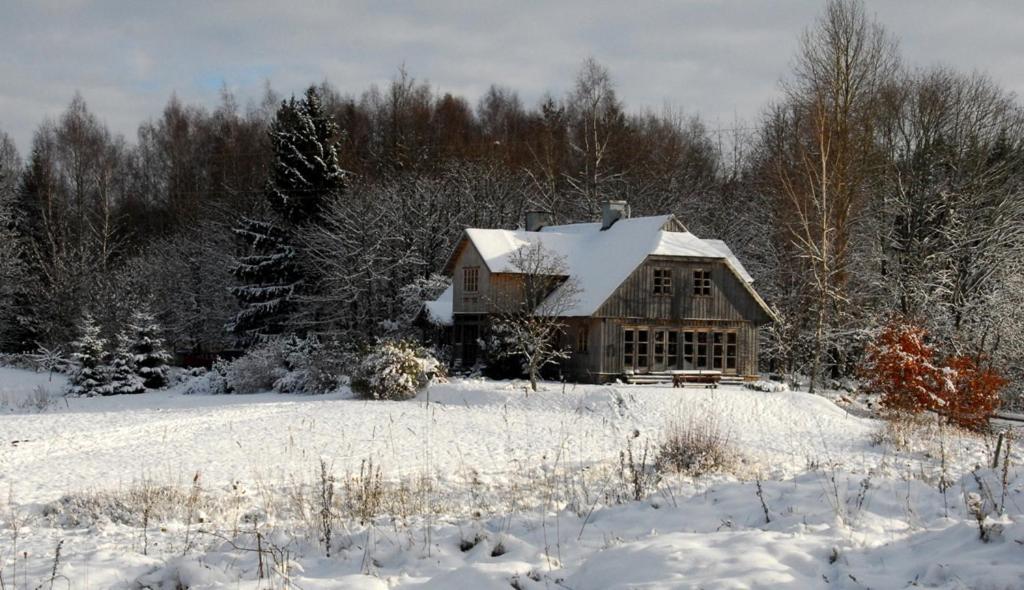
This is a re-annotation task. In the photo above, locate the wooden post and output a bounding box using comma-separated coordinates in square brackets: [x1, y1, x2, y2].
[992, 432, 1004, 469]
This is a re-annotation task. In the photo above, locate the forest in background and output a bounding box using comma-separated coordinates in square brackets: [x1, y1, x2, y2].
[1, 1, 1021, 402]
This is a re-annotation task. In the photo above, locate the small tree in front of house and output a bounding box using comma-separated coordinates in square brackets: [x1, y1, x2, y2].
[128, 309, 172, 389]
[68, 313, 110, 396]
[490, 242, 580, 392]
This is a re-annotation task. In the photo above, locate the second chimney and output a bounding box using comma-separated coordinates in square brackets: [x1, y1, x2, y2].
[601, 200, 630, 230]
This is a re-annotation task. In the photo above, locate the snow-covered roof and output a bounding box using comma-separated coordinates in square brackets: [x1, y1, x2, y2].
[423, 285, 454, 326]
[429, 214, 771, 319]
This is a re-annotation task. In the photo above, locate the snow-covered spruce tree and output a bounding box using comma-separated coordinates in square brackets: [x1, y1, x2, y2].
[227, 217, 301, 342]
[128, 309, 171, 389]
[265, 86, 346, 226]
[229, 86, 346, 339]
[0, 159, 26, 351]
[68, 314, 110, 396]
[108, 333, 145, 394]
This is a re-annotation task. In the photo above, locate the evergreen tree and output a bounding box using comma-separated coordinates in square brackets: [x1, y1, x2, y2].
[68, 314, 110, 396]
[108, 332, 145, 394]
[228, 86, 346, 340]
[227, 217, 301, 342]
[266, 86, 346, 226]
[0, 168, 26, 352]
[128, 308, 172, 388]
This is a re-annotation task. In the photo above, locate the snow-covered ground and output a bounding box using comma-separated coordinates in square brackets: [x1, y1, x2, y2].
[1, 366, 1021, 588]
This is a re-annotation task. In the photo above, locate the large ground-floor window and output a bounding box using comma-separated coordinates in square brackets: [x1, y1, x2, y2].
[625, 326, 738, 373]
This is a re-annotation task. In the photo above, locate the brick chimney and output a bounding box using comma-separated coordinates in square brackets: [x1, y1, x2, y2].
[601, 200, 630, 230]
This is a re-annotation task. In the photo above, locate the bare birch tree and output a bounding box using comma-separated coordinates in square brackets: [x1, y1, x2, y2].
[766, 0, 898, 391]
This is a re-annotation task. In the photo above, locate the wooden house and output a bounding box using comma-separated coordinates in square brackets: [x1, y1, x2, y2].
[423, 201, 775, 383]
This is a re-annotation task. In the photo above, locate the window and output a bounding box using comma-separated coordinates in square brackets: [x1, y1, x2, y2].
[577, 325, 589, 353]
[667, 332, 678, 368]
[654, 329, 666, 365]
[463, 266, 479, 293]
[693, 269, 712, 296]
[712, 332, 724, 369]
[637, 330, 649, 369]
[623, 328, 651, 371]
[696, 331, 708, 368]
[653, 268, 672, 295]
[682, 331, 695, 369]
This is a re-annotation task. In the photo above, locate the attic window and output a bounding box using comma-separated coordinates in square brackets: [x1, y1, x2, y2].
[693, 269, 712, 297]
[653, 268, 672, 295]
[463, 266, 479, 293]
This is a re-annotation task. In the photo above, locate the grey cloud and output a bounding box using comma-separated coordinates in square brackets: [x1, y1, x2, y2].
[1, 0, 1022, 154]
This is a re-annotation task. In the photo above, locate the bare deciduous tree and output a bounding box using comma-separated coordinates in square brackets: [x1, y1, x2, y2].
[491, 242, 580, 392]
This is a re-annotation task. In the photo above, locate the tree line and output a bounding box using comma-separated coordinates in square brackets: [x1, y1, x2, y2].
[1, 0, 1021, 403]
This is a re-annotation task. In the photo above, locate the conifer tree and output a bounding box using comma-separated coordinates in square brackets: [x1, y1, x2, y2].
[69, 314, 110, 396]
[128, 308, 172, 388]
[266, 86, 346, 226]
[109, 332, 145, 394]
[0, 170, 25, 351]
[227, 217, 301, 342]
[228, 86, 346, 341]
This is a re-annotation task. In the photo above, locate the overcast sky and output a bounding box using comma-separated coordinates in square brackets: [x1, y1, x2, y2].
[2, 0, 1022, 154]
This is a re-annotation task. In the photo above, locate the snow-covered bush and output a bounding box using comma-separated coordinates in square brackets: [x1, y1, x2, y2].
[351, 340, 441, 400]
[184, 337, 346, 395]
[68, 314, 111, 396]
[655, 418, 740, 477]
[183, 360, 233, 395]
[225, 341, 287, 394]
[272, 335, 344, 394]
[744, 380, 789, 393]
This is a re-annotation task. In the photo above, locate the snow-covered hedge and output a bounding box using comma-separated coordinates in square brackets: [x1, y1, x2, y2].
[744, 380, 789, 393]
[351, 340, 442, 401]
[184, 336, 345, 395]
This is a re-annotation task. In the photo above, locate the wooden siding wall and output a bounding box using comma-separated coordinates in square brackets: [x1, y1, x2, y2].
[451, 242, 492, 315]
[596, 256, 771, 324]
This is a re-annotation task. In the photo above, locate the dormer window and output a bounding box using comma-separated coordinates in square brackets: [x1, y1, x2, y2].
[693, 269, 712, 296]
[653, 268, 672, 295]
[463, 266, 479, 293]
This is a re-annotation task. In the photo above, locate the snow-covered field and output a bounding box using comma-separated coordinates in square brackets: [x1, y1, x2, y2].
[1, 366, 1022, 589]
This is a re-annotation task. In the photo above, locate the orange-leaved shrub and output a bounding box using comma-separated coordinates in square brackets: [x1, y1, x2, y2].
[861, 320, 1006, 430]
[861, 321, 944, 414]
[937, 355, 1005, 430]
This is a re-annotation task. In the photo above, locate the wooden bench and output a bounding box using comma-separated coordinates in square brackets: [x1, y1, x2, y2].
[671, 371, 722, 389]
